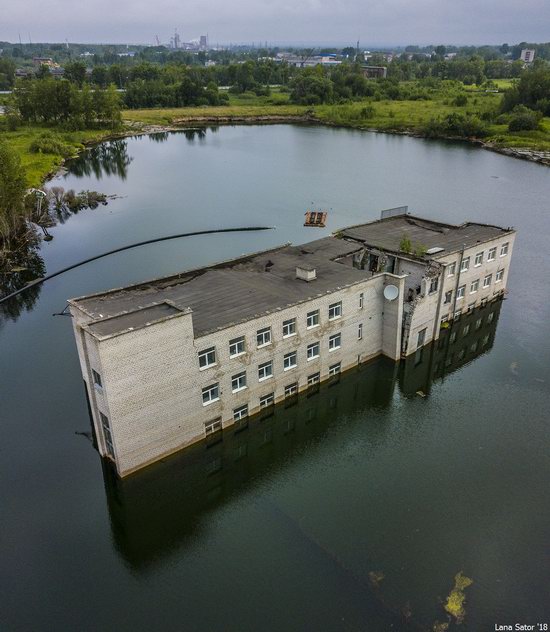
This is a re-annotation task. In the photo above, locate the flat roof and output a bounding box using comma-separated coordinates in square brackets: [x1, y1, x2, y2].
[72, 236, 369, 339]
[71, 214, 514, 339]
[340, 215, 514, 258]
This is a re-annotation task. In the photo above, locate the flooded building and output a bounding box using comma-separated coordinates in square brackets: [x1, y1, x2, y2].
[69, 209, 515, 476]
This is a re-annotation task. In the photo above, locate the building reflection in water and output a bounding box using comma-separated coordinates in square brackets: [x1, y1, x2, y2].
[398, 296, 503, 397]
[102, 297, 503, 571]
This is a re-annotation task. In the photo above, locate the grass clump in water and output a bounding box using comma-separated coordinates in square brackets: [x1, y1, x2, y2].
[444, 571, 473, 623]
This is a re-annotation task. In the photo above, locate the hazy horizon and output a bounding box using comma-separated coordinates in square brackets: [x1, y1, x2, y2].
[2, 0, 549, 49]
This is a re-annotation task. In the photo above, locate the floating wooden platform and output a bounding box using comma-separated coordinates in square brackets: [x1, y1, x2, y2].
[304, 210, 327, 227]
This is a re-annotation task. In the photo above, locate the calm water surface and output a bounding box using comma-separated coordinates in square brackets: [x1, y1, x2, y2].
[1, 125, 549, 631]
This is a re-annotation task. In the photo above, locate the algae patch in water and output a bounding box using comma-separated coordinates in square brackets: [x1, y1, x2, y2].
[444, 571, 473, 623]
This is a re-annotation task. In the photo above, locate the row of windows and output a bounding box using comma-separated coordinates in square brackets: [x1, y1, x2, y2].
[441, 303, 496, 327]
[456, 269, 504, 299]
[203, 363, 342, 434]
[440, 312, 494, 338]
[447, 242, 509, 277]
[197, 296, 366, 370]
[201, 334, 346, 405]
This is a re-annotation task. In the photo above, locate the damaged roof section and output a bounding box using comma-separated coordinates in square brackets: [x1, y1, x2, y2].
[340, 214, 514, 258]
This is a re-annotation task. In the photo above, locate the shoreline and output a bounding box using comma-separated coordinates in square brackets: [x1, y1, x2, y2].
[57, 114, 550, 179]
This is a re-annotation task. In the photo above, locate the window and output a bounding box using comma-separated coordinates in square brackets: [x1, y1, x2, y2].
[307, 372, 320, 385]
[205, 417, 222, 435]
[328, 301, 342, 320]
[229, 336, 245, 357]
[359, 292, 364, 309]
[444, 290, 452, 304]
[306, 309, 319, 329]
[328, 362, 341, 376]
[495, 269, 504, 283]
[467, 302, 476, 313]
[202, 383, 220, 406]
[282, 318, 296, 338]
[358, 323, 363, 340]
[284, 382, 298, 397]
[475, 317, 483, 330]
[474, 252, 483, 267]
[488, 247, 497, 261]
[92, 369, 102, 388]
[233, 405, 248, 421]
[483, 274, 492, 288]
[259, 392, 274, 408]
[470, 279, 479, 293]
[482, 334, 490, 346]
[447, 262, 456, 277]
[231, 371, 247, 392]
[256, 327, 271, 348]
[329, 333, 341, 351]
[99, 412, 114, 458]
[417, 328, 427, 347]
[449, 331, 457, 344]
[463, 324, 470, 336]
[198, 347, 216, 370]
[440, 316, 448, 326]
[460, 257, 470, 272]
[283, 351, 297, 371]
[454, 310, 462, 320]
[258, 361, 273, 381]
[457, 285, 466, 300]
[500, 242, 509, 257]
[487, 312, 495, 323]
[307, 342, 320, 361]
[429, 277, 439, 294]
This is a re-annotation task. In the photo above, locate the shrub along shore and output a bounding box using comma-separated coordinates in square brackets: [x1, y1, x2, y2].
[2, 92, 549, 192]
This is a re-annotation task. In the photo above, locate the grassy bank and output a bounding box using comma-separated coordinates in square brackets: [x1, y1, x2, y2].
[1, 127, 115, 187]
[2, 82, 550, 189]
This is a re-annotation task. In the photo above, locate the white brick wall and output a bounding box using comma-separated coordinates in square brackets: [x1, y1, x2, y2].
[71, 272, 405, 476]
[405, 233, 515, 355]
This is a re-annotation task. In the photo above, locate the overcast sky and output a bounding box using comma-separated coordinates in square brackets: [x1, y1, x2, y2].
[2, 0, 550, 46]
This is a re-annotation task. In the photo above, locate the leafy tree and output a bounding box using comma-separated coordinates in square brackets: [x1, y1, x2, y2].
[64, 61, 87, 86]
[290, 72, 333, 105]
[508, 105, 542, 131]
[0, 141, 27, 244]
[0, 57, 16, 90]
[501, 64, 550, 114]
[91, 65, 109, 87]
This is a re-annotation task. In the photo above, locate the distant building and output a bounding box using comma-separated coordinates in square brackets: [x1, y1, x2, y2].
[32, 57, 59, 68]
[204, 60, 216, 67]
[520, 49, 535, 63]
[199, 35, 208, 50]
[69, 208, 515, 477]
[362, 65, 387, 79]
[280, 54, 342, 68]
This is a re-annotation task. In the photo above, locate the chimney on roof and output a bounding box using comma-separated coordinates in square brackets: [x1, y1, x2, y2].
[296, 265, 317, 282]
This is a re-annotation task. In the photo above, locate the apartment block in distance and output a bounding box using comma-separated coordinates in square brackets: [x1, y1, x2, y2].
[69, 207, 515, 476]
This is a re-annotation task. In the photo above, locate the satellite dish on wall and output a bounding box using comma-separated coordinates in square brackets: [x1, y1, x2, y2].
[383, 285, 399, 301]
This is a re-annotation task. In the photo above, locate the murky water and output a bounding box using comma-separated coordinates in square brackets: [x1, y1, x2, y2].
[1, 126, 549, 631]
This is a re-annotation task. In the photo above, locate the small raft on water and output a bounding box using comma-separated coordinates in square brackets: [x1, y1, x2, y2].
[304, 210, 328, 227]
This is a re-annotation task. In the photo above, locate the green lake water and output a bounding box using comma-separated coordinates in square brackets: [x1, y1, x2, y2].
[1, 125, 549, 631]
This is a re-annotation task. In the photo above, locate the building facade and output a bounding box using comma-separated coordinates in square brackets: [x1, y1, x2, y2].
[69, 210, 515, 476]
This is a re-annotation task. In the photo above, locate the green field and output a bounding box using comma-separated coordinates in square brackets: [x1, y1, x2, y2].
[1, 127, 115, 187]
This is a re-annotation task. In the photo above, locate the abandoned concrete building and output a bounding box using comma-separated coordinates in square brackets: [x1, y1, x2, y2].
[69, 209, 515, 476]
